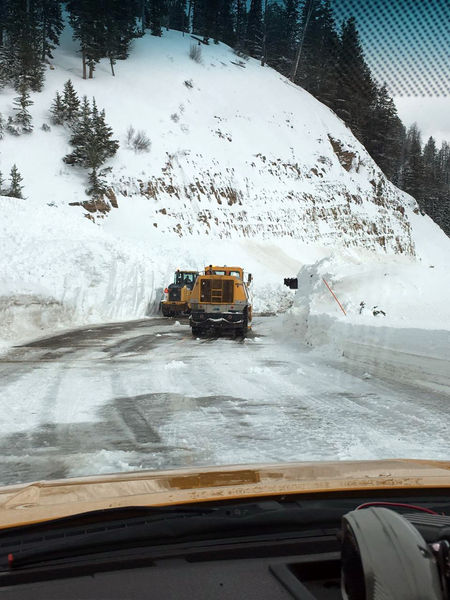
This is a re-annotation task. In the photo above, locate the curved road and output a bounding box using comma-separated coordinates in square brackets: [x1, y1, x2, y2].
[0, 316, 448, 486]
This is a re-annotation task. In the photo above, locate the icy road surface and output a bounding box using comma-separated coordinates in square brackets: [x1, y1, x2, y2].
[0, 316, 448, 486]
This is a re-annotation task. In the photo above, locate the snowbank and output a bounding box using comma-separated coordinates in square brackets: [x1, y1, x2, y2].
[0, 196, 161, 347]
[282, 209, 450, 391]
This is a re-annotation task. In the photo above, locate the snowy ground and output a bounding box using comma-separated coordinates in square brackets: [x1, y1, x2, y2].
[0, 315, 448, 487]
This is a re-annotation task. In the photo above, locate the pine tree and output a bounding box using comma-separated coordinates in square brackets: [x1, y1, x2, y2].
[421, 136, 439, 219]
[89, 99, 119, 167]
[8, 164, 24, 198]
[333, 16, 375, 142]
[217, 0, 235, 46]
[366, 83, 404, 179]
[13, 86, 33, 133]
[150, 0, 164, 36]
[64, 95, 93, 165]
[67, 0, 102, 79]
[62, 79, 80, 123]
[7, 1, 46, 91]
[265, 0, 299, 75]
[64, 96, 118, 169]
[6, 116, 20, 136]
[50, 90, 65, 125]
[0, 112, 4, 139]
[294, 0, 340, 103]
[0, 170, 5, 195]
[37, 0, 64, 61]
[402, 124, 423, 202]
[167, 0, 186, 32]
[235, 0, 247, 51]
[86, 166, 107, 199]
[246, 0, 263, 58]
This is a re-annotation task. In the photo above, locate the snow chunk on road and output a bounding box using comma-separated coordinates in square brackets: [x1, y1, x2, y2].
[165, 360, 187, 370]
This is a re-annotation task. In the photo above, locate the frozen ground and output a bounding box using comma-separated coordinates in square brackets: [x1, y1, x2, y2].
[0, 315, 448, 487]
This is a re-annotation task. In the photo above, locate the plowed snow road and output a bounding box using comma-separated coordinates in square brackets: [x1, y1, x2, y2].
[0, 316, 448, 486]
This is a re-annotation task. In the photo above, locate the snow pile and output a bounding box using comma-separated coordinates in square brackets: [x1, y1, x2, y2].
[283, 209, 450, 390]
[0, 196, 161, 346]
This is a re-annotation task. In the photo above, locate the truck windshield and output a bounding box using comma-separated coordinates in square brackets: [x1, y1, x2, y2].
[175, 272, 196, 285]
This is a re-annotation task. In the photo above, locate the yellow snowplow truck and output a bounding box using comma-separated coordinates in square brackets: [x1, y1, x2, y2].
[189, 265, 252, 337]
[161, 270, 199, 317]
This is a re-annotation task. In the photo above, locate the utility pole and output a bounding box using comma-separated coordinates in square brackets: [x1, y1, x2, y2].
[290, 0, 314, 83]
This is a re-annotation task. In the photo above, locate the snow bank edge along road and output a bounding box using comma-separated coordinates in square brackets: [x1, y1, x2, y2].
[283, 210, 450, 392]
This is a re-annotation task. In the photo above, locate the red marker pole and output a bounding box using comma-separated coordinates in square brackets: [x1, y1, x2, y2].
[322, 278, 347, 316]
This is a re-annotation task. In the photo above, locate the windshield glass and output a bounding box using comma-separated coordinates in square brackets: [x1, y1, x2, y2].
[0, 0, 448, 490]
[175, 272, 196, 285]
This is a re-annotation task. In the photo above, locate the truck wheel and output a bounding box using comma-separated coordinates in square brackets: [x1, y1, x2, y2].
[192, 327, 201, 337]
[239, 309, 248, 337]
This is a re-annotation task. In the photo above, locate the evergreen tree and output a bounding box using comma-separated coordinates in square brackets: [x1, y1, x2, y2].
[0, 170, 5, 195]
[402, 124, 423, 202]
[167, 0, 187, 32]
[68, 0, 138, 78]
[8, 164, 24, 198]
[7, 1, 46, 91]
[264, 0, 299, 75]
[421, 136, 440, 221]
[246, 0, 263, 58]
[86, 166, 107, 199]
[0, 1, 64, 91]
[13, 86, 33, 133]
[217, 0, 235, 46]
[0, 1, 15, 87]
[150, 0, 164, 36]
[264, 2, 285, 69]
[0, 112, 4, 139]
[89, 99, 119, 168]
[333, 16, 375, 142]
[37, 0, 64, 61]
[0, 1, 7, 48]
[64, 96, 118, 169]
[67, 0, 103, 79]
[192, 0, 220, 43]
[6, 116, 20, 136]
[64, 95, 93, 165]
[62, 79, 80, 123]
[366, 83, 405, 180]
[235, 0, 247, 51]
[192, 0, 207, 38]
[50, 90, 65, 124]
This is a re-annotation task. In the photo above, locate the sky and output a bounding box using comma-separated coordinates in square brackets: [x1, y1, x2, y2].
[331, 0, 450, 144]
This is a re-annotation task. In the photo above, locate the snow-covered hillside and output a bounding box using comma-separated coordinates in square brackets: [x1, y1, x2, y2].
[1, 27, 449, 347]
[2, 29, 415, 250]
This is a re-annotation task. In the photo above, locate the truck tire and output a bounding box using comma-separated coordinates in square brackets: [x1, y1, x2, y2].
[236, 310, 248, 338]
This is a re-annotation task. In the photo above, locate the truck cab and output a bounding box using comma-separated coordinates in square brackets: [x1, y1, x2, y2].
[189, 266, 252, 337]
[161, 270, 199, 317]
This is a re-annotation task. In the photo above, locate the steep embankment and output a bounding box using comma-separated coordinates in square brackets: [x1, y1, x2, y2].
[0, 28, 448, 347]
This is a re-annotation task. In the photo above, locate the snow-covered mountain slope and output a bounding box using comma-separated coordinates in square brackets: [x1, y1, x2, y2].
[1, 28, 449, 347]
[2, 29, 414, 252]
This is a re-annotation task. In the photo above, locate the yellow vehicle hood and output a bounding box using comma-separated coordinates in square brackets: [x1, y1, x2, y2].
[0, 459, 449, 530]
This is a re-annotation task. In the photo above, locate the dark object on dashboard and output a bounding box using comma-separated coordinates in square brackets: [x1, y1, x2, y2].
[341, 507, 445, 599]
